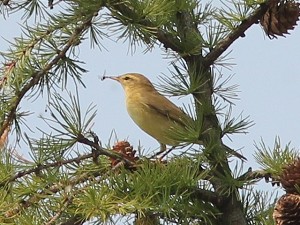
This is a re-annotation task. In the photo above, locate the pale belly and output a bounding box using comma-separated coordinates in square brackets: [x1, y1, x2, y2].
[126, 103, 179, 146]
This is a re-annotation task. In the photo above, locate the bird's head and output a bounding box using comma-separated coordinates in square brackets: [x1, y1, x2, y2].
[103, 73, 155, 91]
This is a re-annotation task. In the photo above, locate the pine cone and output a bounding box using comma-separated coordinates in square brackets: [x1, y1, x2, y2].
[280, 158, 300, 193]
[273, 193, 300, 225]
[110, 141, 139, 167]
[260, 0, 300, 39]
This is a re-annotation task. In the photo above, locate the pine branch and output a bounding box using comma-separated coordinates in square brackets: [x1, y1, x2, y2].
[0, 133, 135, 187]
[45, 196, 73, 225]
[237, 168, 280, 187]
[0, 14, 96, 138]
[77, 133, 135, 167]
[5, 151, 211, 221]
[4, 147, 132, 218]
[108, 1, 182, 52]
[0, 1, 288, 224]
[164, 3, 267, 224]
[254, 138, 298, 176]
[5, 169, 95, 218]
[0, 153, 91, 187]
[156, 30, 182, 52]
[190, 187, 222, 206]
[203, 1, 271, 67]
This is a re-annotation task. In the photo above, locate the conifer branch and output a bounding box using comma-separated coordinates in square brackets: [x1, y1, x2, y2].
[45, 196, 73, 225]
[0, 134, 135, 187]
[0, 16, 95, 138]
[109, 1, 182, 52]
[5, 171, 92, 217]
[0, 150, 94, 187]
[237, 169, 280, 186]
[0, 1, 294, 224]
[5, 160, 107, 217]
[190, 187, 222, 206]
[203, 1, 271, 67]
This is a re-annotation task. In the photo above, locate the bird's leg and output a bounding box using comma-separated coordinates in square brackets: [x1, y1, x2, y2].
[150, 143, 166, 159]
[150, 144, 175, 160]
[160, 143, 167, 152]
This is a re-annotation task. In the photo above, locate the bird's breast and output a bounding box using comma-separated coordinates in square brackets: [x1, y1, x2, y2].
[125, 93, 179, 146]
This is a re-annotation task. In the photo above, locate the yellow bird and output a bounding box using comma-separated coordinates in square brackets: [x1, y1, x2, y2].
[103, 73, 245, 160]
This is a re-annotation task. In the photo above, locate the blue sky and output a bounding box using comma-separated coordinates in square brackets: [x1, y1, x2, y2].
[1, 2, 300, 191]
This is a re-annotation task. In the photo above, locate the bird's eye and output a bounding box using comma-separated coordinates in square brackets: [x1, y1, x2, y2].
[123, 76, 131, 81]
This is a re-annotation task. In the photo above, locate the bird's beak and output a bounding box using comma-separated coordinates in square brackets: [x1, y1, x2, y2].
[101, 75, 120, 82]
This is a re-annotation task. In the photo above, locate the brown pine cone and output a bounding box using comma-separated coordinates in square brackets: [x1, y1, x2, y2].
[110, 141, 139, 167]
[273, 193, 300, 225]
[260, 0, 300, 38]
[280, 158, 300, 193]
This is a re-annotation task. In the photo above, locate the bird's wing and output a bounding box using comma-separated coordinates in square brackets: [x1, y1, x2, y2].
[142, 91, 191, 127]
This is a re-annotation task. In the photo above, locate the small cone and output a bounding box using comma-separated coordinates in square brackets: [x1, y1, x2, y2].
[273, 193, 300, 225]
[280, 158, 300, 193]
[110, 141, 139, 168]
[260, 0, 300, 38]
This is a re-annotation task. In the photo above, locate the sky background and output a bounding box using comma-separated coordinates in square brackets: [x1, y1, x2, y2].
[1, 1, 300, 194]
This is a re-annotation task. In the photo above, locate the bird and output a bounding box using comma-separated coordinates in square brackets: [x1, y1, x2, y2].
[102, 73, 246, 160]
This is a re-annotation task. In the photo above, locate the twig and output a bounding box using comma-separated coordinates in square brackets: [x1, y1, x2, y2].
[237, 168, 280, 186]
[0, 135, 134, 187]
[0, 151, 94, 187]
[5, 168, 103, 217]
[0, 14, 97, 138]
[203, 2, 271, 67]
[190, 187, 222, 206]
[76, 134, 135, 167]
[110, 2, 181, 52]
[45, 196, 73, 225]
